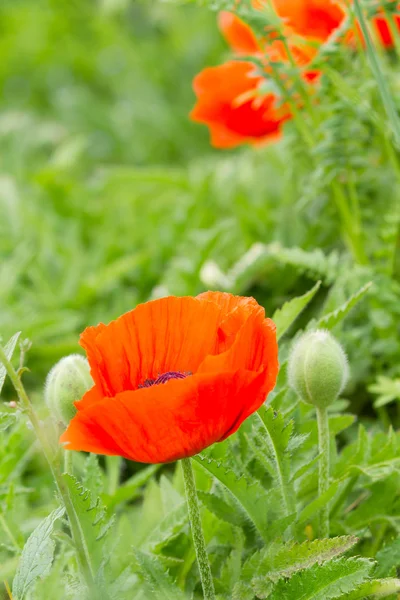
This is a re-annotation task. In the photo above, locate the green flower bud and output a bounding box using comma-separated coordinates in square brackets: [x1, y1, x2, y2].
[45, 354, 93, 426]
[288, 330, 349, 409]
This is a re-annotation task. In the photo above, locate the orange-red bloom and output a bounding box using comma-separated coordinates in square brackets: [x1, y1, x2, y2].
[60, 293, 279, 463]
[190, 60, 291, 149]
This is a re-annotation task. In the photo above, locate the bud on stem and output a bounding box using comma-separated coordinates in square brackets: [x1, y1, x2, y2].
[288, 330, 349, 538]
[45, 355, 93, 427]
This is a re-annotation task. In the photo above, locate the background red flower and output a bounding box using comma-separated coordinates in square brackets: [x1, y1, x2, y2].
[190, 61, 290, 149]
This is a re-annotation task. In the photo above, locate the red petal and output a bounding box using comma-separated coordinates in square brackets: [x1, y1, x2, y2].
[60, 368, 274, 463]
[80, 296, 222, 396]
[197, 291, 264, 351]
[218, 11, 261, 55]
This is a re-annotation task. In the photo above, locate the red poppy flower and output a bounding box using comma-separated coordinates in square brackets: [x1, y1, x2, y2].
[371, 4, 400, 48]
[60, 293, 279, 463]
[272, 0, 346, 42]
[190, 60, 291, 148]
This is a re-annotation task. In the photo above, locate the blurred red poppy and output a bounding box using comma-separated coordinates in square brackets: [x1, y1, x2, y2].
[190, 60, 291, 148]
[60, 293, 279, 463]
[222, 0, 400, 49]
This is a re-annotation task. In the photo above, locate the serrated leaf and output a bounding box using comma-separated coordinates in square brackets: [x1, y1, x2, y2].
[0, 332, 21, 394]
[251, 536, 358, 586]
[316, 282, 372, 330]
[132, 550, 187, 600]
[268, 557, 373, 600]
[193, 456, 270, 542]
[254, 406, 296, 518]
[143, 502, 188, 551]
[197, 490, 249, 528]
[343, 578, 400, 599]
[63, 474, 114, 576]
[82, 454, 104, 499]
[232, 580, 254, 600]
[273, 281, 321, 339]
[12, 506, 64, 600]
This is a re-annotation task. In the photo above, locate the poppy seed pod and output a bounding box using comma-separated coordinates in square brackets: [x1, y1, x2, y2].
[288, 330, 349, 409]
[45, 355, 93, 427]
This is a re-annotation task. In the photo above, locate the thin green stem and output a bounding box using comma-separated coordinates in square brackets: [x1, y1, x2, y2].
[316, 406, 330, 538]
[353, 0, 400, 148]
[105, 456, 122, 496]
[0, 514, 20, 551]
[0, 344, 95, 591]
[181, 458, 215, 600]
[64, 450, 73, 474]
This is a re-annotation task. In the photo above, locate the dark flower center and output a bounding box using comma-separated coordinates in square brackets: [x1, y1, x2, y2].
[139, 371, 190, 389]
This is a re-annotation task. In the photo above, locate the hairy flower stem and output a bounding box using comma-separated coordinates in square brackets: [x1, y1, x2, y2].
[0, 344, 95, 591]
[181, 458, 216, 600]
[64, 450, 73, 474]
[316, 406, 330, 538]
[353, 0, 400, 149]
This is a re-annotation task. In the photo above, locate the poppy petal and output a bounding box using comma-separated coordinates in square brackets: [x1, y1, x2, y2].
[60, 368, 272, 463]
[75, 385, 103, 412]
[198, 310, 278, 383]
[191, 61, 288, 149]
[218, 11, 261, 54]
[197, 291, 264, 351]
[79, 296, 223, 397]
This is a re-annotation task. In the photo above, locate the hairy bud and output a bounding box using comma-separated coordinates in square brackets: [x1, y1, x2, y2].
[288, 330, 349, 408]
[45, 354, 92, 426]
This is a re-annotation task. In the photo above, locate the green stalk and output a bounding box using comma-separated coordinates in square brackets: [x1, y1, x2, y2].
[181, 458, 215, 600]
[106, 456, 122, 496]
[316, 406, 330, 538]
[0, 344, 95, 591]
[64, 450, 73, 474]
[353, 0, 400, 148]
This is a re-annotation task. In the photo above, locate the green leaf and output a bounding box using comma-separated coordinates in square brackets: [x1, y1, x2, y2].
[0, 332, 21, 394]
[267, 557, 373, 600]
[104, 464, 160, 509]
[0, 412, 17, 432]
[12, 506, 64, 600]
[197, 490, 249, 528]
[375, 537, 400, 577]
[132, 549, 187, 600]
[253, 406, 295, 518]
[342, 578, 400, 599]
[249, 536, 358, 585]
[193, 456, 270, 542]
[63, 474, 114, 575]
[369, 376, 400, 409]
[298, 481, 340, 524]
[272, 281, 321, 339]
[82, 453, 104, 499]
[143, 502, 188, 551]
[316, 282, 372, 330]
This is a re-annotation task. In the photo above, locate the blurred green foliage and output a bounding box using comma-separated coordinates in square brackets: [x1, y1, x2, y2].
[2, 0, 400, 598]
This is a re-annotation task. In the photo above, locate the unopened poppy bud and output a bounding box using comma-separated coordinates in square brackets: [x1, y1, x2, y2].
[288, 330, 349, 409]
[45, 355, 93, 426]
